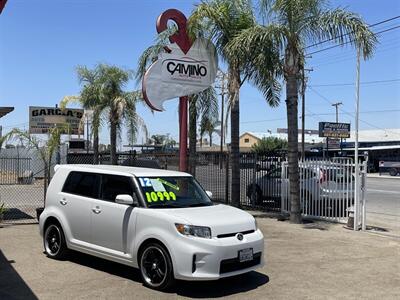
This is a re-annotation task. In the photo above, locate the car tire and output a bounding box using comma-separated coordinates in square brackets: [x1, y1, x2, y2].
[389, 168, 398, 176]
[44, 223, 67, 259]
[139, 242, 175, 291]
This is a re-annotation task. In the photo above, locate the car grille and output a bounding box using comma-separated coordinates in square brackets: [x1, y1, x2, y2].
[217, 230, 255, 239]
[219, 252, 262, 274]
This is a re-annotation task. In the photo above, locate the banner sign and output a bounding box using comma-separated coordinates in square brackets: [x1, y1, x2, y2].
[29, 106, 84, 135]
[143, 38, 218, 111]
[318, 122, 350, 138]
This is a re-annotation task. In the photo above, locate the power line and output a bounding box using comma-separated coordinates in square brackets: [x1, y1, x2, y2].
[307, 25, 400, 56]
[311, 41, 400, 67]
[310, 79, 400, 87]
[304, 15, 400, 50]
[308, 87, 400, 137]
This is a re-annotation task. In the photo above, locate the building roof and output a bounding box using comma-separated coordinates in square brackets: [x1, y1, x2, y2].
[56, 164, 190, 177]
[345, 129, 400, 142]
[242, 131, 325, 144]
[0, 107, 14, 118]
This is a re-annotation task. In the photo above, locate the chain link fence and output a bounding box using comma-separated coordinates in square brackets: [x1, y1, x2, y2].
[0, 149, 285, 224]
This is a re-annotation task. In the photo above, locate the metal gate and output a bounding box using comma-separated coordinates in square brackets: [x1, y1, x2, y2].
[281, 158, 367, 226]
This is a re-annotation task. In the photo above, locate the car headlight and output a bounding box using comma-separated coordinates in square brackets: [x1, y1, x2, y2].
[175, 223, 212, 239]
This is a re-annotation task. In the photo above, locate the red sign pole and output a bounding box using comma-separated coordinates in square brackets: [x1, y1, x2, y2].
[156, 9, 192, 172]
[0, 0, 7, 14]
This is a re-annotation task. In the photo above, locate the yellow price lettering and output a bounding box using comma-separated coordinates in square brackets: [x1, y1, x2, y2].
[145, 191, 177, 202]
[163, 191, 170, 200]
[157, 192, 164, 201]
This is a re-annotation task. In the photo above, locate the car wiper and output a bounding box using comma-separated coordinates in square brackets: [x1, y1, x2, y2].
[148, 203, 184, 209]
[186, 203, 213, 207]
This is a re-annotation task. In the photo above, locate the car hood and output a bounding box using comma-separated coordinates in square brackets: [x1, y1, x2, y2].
[166, 204, 256, 237]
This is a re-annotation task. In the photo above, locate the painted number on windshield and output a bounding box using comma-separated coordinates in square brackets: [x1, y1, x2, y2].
[145, 191, 176, 203]
[139, 178, 152, 187]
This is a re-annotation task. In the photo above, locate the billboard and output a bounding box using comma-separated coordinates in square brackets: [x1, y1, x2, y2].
[318, 122, 350, 138]
[29, 106, 84, 135]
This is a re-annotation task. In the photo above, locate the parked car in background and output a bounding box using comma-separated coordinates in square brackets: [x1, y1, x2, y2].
[40, 165, 264, 291]
[248, 164, 355, 217]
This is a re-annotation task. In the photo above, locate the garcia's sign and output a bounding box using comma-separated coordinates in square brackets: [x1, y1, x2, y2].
[29, 106, 84, 135]
[318, 122, 351, 138]
[143, 38, 218, 111]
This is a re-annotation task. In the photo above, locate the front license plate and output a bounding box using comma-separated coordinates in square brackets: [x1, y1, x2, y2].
[239, 248, 253, 262]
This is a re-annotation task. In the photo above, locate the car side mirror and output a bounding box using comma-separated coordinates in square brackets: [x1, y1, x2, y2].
[206, 191, 213, 199]
[115, 194, 138, 206]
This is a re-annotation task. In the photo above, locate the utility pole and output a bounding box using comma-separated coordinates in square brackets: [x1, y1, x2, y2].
[332, 102, 343, 154]
[332, 102, 342, 123]
[301, 67, 313, 160]
[215, 70, 228, 168]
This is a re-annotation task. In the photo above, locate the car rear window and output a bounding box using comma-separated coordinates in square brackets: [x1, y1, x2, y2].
[62, 171, 99, 198]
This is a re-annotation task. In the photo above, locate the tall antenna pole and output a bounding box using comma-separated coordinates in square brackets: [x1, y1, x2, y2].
[354, 47, 361, 231]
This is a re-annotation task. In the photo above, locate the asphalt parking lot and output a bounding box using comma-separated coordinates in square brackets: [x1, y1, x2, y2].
[1, 216, 399, 300]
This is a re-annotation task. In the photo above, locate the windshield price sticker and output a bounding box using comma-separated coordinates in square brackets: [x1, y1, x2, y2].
[145, 191, 177, 203]
[150, 179, 166, 192]
[157, 178, 180, 191]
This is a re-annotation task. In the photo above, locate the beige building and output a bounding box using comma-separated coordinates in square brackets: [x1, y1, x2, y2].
[239, 131, 325, 151]
[239, 132, 263, 149]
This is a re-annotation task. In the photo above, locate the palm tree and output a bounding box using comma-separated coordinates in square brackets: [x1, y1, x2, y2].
[189, 0, 280, 207]
[62, 64, 146, 165]
[228, 0, 377, 222]
[61, 66, 102, 164]
[200, 117, 221, 147]
[6, 126, 68, 196]
[188, 87, 219, 175]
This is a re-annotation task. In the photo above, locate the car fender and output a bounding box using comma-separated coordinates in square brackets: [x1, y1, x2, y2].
[39, 206, 71, 246]
[131, 209, 190, 269]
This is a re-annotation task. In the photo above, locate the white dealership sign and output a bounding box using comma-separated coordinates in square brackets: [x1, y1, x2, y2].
[143, 38, 218, 111]
[29, 106, 84, 135]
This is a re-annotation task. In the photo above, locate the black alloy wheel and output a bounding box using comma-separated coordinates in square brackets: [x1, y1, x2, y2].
[139, 243, 175, 290]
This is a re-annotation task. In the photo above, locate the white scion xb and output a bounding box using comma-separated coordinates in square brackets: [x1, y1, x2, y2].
[39, 165, 264, 290]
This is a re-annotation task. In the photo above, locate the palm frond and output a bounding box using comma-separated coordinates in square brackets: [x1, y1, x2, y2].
[306, 8, 377, 59]
[135, 26, 177, 83]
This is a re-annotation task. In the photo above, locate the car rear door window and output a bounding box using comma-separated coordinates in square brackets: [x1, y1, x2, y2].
[100, 174, 134, 202]
[62, 171, 100, 198]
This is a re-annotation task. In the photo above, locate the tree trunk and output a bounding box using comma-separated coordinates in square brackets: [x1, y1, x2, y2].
[93, 128, 99, 164]
[229, 68, 241, 207]
[209, 133, 212, 147]
[286, 74, 302, 223]
[189, 99, 197, 176]
[110, 116, 118, 165]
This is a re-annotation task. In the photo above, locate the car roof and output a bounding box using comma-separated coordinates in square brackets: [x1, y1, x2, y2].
[55, 164, 191, 177]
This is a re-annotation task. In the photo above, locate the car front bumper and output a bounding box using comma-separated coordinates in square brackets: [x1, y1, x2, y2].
[170, 229, 264, 281]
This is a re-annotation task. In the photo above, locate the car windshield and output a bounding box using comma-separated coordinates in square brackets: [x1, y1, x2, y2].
[137, 176, 213, 208]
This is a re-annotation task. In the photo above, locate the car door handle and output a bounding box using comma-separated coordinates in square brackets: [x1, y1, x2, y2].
[92, 207, 102, 214]
[60, 199, 67, 205]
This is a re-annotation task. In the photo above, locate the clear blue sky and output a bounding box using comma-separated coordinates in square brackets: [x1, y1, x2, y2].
[1, 0, 399, 147]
